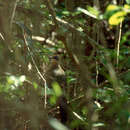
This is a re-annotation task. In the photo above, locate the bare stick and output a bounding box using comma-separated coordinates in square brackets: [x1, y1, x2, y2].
[23, 32, 47, 108]
[116, 22, 122, 68]
[10, 0, 19, 30]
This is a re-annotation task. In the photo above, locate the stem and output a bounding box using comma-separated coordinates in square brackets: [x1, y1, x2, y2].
[116, 22, 122, 68]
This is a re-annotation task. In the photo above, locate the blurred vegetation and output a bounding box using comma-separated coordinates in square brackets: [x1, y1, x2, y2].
[0, 0, 130, 130]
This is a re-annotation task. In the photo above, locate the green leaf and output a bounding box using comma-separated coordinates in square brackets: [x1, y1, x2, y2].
[49, 96, 57, 105]
[67, 76, 76, 84]
[126, 0, 130, 4]
[93, 123, 105, 127]
[87, 6, 99, 17]
[81, 107, 88, 115]
[52, 82, 62, 97]
[41, 87, 54, 96]
[33, 82, 38, 90]
[19, 75, 26, 83]
[49, 118, 69, 130]
[109, 11, 126, 25]
[121, 31, 130, 44]
[104, 4, 121, 19]
[124, 4, 130, 10]
[106, 4, 119, 12]
[124, 4, 130, 13]
[77, 7, 98, 19]
[62, 11, 70, 15]
[7, 75, 26, 87]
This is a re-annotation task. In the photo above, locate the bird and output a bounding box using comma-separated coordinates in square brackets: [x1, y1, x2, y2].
[45, 56, 65, 88]
[45, 55, 68, 124]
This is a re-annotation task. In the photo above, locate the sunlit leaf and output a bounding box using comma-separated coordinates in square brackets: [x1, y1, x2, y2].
[106, 5, 119, 12]
[67, 77, 76, 84]
[7, 76, 16, 84]
[109, 11, 126, 25]
[126, 0, 130, 4]
[124, 4, 130, 9]
[7, 75, 26, 87]
[104, 4, 121, 19]
[52, 82, 62, 97]
[49, 118, 69, 130]
[77, 7, 98, 19]
[87, 6, 100, 17]
[49, 96, 57, 105]
[77, 27, 83, 32]
[72, 112, 85, 121]
[121, 31, 130, 44]
[128, 116, 130, 123]
[41, 87, 54, 96]
[93, 123, 105, 127]
[81, 107, 88, 115]
[19, 75, 26, 82]
[62, 11, 70, 15]
[33, 82, 38, 89]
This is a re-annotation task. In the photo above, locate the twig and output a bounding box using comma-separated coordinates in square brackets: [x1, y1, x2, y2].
[23, 32, 47, 108]
[43, 0, 58, 26]
[0, 33, 5, 40]
[116, 22, 122, 68]
[10, 0, 19, 30]
[115, 0, 123, 68]
[32, 35, 55, 46]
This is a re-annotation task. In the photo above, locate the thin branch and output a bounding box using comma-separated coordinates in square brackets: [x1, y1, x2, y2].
[43, 0, 58, 27]
[32, 35, 55, 46]
[116, 22, 122, 68]
[115, 0, 123, 68]
[0, 33, 5, 40]
[23, 32, 47, 108]
[10, 0, 19, 30]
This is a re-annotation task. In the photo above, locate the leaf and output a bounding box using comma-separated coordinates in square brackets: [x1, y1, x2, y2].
[7, 75, 26, 87]
[87, 6, 100, 17]
[106, 5, 119, 12]
[7, 76, 16, 84]
[124, 4, 130, 10]
[19, 75, 26, 82]
[104, 4, 121, 19]
[49, 118, 69, 130]
[62, 11, 70, 15]
[121, 31, 130, 44]
[81, 107, 88, 115]
[126, 0, 130, 4]
[49, 96, 57, 105]
[41, 86, 54, 96]
[77, 7, 98, 19]
[33, 82, 38, 90]
[93, 123, 105, 127]
[52, 82, 62, 97]
[108, 11, 126, 25]
[67, 77, 76, 84]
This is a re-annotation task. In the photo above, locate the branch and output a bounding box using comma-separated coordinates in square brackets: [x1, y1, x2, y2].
[10, 0, 19, 30]
[23, 31, 47, 108]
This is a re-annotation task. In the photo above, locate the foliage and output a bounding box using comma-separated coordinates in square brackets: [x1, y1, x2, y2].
[0, 0, 130, 130]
